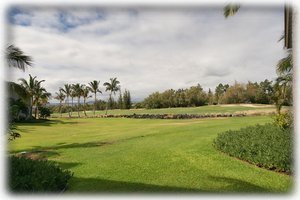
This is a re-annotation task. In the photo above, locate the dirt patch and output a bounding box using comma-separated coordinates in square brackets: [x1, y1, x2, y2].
[15, 150, 59, 160]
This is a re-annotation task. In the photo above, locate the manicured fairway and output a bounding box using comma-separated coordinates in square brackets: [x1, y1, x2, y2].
[10, 116, 292, 193]
[51, 104, 280, 118]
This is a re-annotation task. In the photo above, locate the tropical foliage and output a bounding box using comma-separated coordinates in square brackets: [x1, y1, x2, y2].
[103, 77, 120, 114]
[9, 156, 73, 192]
[213, 124, 293, 173]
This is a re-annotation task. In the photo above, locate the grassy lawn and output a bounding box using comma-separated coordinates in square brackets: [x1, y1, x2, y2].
[9, 115, 292, 193]
[51, 104, 281, 118]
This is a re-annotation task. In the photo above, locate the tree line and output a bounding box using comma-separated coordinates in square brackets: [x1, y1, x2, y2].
[54, 78, 132, 118]
[139, 79, 292, 112]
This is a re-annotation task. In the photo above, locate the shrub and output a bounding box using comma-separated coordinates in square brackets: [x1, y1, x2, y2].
[213, 124, 293, 173]
[9, 156, 73, 192]
[39, 106, 53, 119]
[273, 112, 293, 129]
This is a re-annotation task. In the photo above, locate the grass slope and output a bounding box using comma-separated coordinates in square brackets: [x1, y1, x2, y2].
[51, 104, 279, 118]
[9, 116, 292, 193]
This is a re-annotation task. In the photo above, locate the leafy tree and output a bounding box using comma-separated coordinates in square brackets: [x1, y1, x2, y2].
[222, 82, 246, 104]
[214, 83, 229, 104]
[117, 91, 123, 109]
[123, 89, 132, 109]
[39, 106, 52, 119]
[103, 78, 120, 114]
[207, 88, 214, 105]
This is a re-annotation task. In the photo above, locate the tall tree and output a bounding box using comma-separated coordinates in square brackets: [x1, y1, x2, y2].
[72, 83, 84, 117]
[82, 86, 91, 117]
[33, 84, 51, 119]
[70, 88, 76, 116]
[88, 80, 102, 116]
[6, 45, 33, 71]
[54, 91, 65, 118]
[123, 89, 132, 109]
[118, 91, 123, 109]
[60, 84, 72, 118]
[19, 75, 45, 119]
[103, 77, 120, 115]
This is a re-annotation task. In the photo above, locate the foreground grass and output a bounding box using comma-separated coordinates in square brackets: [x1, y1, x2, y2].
[51, 104, 280, 118]
[9, 116, 292, 193]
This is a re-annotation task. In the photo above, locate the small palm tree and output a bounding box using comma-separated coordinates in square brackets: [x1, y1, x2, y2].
[70, 87, 77, 116]
[103, 77, 120, 115]
[6, 45, 33, 71]
[60, 84, 72, 118]
[88, 80, 102, 116]
[54, 91, 65, 118]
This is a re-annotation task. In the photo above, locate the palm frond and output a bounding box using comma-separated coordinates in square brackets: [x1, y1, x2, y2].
[6, 45, 33, 71]
[224, 4, 240, 18]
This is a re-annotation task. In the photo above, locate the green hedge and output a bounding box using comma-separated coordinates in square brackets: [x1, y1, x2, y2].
[9, 156, 73, 192]
[213, 124, 293, 173]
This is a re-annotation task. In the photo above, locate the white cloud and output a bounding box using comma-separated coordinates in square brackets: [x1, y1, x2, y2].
[7, 6, 285, 102]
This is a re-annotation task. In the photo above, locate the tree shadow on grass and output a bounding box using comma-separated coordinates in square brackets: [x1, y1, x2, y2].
[68, 177, 205, 193]
[11, 141, 112, 154]
[207, 176, 273, 193]
[67, 175, 274, 194]
[16, 119, 79, 127]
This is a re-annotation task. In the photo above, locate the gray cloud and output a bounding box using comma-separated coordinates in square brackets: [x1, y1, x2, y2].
[7, 6, 285, 102]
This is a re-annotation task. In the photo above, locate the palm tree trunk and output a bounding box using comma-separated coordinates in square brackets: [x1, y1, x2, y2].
[83, 97, 87, 117]
[94, 92, 96, 116]
[77, 97, 80, 117]
[71, 97, 73, 116]
[60, 101, 62, 118]
[27, 97, 33, 120]
[34, 101, 39, 119]
[105, 93, 111, 115]
[67, 95, 71, 118]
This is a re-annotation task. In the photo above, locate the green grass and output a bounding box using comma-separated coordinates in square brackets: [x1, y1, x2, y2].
[51, 104, 280, 118]
[9, 115, 292, 193]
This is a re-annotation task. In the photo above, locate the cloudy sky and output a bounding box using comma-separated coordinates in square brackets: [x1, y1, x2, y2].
[7, 5, 286, 102]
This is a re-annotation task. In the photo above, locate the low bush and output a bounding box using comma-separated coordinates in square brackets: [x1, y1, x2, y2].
[9, 156, 73, 192]
[213, 124, 293, 173]
[39, 106, 52, 119]
[273, 112, 293, 129]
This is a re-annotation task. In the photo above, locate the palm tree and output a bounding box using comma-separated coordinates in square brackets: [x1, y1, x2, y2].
[33, 84, 51, 119]
[82, 86, 91, 117]
[54, 91, 65, 118]
[72, 83, 84, 117]
[103, 78, 120, 115]
[277, 50, 293, 76]
[19, 74, 45, 119]
[60, 84, 72, 118]
[6, 45, 33, 71]
[70, 89, 76, 116]
[88, 80, 102, 116]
